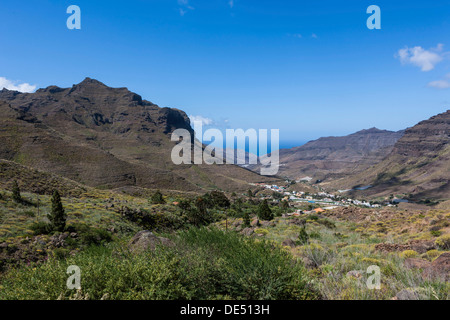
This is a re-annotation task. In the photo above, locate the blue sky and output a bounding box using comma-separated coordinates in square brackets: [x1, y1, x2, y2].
[1, 0, 449, 149]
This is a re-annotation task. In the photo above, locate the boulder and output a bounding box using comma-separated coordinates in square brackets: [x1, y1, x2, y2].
[128, 230, 173, 253]
[241, 227, 254, 236]
[232, 220, 243, 227]
[250, 219, 260, 227]
[260, 220, 276, 227]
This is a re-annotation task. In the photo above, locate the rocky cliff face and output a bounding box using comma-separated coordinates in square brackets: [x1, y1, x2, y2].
[270, 128, 404, 181]
[325, 110, 450, 201]
[391, 110, 450, 158]
[0, 78, 277, 193]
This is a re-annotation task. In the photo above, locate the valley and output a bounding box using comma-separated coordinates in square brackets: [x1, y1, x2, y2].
[0, 79, 448, 301]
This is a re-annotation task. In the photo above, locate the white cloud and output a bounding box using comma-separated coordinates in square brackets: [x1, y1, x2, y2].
[428, 73, 450, 89]
[311, 33, 318, 39]
[396, 44, 445, 71]
[228, 0, 234, 8]
[178, 0, 194, 15]
[189, 115, 213, 126]
[0, 77, 36, 93]
[428, 80, 450, 89]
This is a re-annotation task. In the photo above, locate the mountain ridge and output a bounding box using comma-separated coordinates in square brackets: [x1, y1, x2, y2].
[0, 78, 279, 194]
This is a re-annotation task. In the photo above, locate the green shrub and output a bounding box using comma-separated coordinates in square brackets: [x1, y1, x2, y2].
[151, 190, 166, 204]
[21, 210, 36, 218]
[66, 223, 112, 247]
[257, 199, 274, 221]
[400, 250, 418, 259]
[297, 227, 309, 245]
[0, 228, 317, 300]
[435, 234, 450, 250]
[317, 218, 336, 229]
[29, 221, 52, 235]
[430, 230, 442, 237]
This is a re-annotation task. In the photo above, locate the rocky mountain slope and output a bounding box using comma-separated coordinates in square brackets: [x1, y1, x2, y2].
[325, 110, 450, 201]
[259, 128, 404, 181]
[0, 78, 278, 194]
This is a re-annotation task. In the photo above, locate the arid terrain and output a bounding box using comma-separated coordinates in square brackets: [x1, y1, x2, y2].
[0, 79, 448, 300]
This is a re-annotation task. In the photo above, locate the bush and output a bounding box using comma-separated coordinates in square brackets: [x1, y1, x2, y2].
[29, 221, 52, 235]
[151, 190, 166, 204]
[0, 228, 317, 300]
[66, 223, 112, 247]
[400, 250, 419, 259]
[422, 249, 442, 261]
[317, 218, 336, 229]
[297, 227, 309, 245]
[207, 191, 230, 208]
[435, 234, 450, 250]
[254, 228, 269, 235]
[430, 230, 442, 237]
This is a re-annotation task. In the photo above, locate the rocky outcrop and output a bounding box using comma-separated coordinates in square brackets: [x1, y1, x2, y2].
[375, 243, 411, 253]
[128, 230, 174, 253]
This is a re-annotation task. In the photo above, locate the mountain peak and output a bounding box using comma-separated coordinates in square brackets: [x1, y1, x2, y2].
[75, 77, 108, 88]
[356, 127, 384, 134]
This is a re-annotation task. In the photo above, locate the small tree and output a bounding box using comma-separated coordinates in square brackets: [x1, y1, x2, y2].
[243, 211, 251, 227]
[298, 226, 309, 245]
[272, 191, 283, 201]
[11, 180, 22, 203]
[209, 191, 230, 208]
[178, 199, 191, 212]
[281, 200, 289, 212]
[257, 199, 273, 221]
[247, 189, 253, 198]
[151, 190, 166, 204]
[49, 190, 66, 232]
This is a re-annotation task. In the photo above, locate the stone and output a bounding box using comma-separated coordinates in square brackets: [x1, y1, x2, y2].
[232, 220, 243, 227]
[128, 230, 173, 253]
[241, 227, 254, 236]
